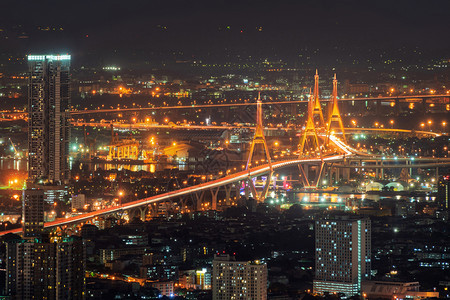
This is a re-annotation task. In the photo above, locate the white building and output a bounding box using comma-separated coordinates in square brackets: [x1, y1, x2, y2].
[313, 217, 371, 296]
[71, 194, 86, 210]
[212, 254, 267, 300]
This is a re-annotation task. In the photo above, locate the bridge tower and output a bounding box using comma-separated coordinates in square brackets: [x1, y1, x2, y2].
[299, 90, 323, 158]
[312, 70, 325, 127]
[245, 93, 273, 202]
[326, 74, 346, 143]
[298, 89, 324, 188]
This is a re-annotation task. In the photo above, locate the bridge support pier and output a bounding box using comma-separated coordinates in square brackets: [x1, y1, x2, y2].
[210, 187, 219, 210]
[224, 185, 232, 206]
[139, 207, 147, 221]
[300, 163, 326, 188]
[326, 163, 333, 185]
[316, 161, 325, 187]
[179, 197, 186, 213]
[247, 171, 273, 202]
[149, 203, 158, 218]
[195, 191, 205, 211]
[303, 165, 309, 181]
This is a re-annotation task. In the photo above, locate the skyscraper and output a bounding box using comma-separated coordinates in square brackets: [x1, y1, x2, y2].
[22, 188, 45, 237]
[6, 236, 86, 299]
[212, 254, 267, 300]
[6, 88, 85, 300]
[313, 217, 371, 296]
[28, 54, 71, 185]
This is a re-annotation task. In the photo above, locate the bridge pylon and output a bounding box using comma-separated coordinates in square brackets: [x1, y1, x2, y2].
[299, 91, 323, 159]
[326, 74, 346, 144]
[312, 70, 325, 127]
[245, 93, 273, 202]
[298, 88, 324, 188]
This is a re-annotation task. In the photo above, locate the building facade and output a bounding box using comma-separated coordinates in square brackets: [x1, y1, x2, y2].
[22, 188, 45, 237]
[313, 217, 371, 296]
[28, 54, 71, 185]
[212, 254, 267, 300]
[6, 236, 85, 299]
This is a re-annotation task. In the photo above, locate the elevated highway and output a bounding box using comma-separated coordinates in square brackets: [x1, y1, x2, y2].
[2, 94, 448, 117]
[0, 155, 347, 236]
[72, 121, 441, 138]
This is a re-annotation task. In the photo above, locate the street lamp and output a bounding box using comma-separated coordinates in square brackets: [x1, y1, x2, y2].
[427, 120, 432, 131]
[442, 121, 447, 133]
[390, 120, 394, 128]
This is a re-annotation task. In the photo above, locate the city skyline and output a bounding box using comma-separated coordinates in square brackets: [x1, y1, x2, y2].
[0, 1, 449, 299]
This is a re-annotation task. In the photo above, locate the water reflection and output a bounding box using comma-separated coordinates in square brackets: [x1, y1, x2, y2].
[295, 192, 435, 204]
[80, 162, 188, 173]
[0, 158, 27, 171]
[0, 157, 189, 173]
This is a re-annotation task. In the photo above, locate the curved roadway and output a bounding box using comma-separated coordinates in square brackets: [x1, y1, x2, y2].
[0, 155, 346, 236]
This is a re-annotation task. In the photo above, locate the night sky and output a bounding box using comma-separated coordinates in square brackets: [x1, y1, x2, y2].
[1, 0, 450, 65]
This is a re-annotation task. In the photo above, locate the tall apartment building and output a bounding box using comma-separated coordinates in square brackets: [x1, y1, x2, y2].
[28, 54, 71, 185]
[6, 236, 85, 299]
[212, 254, 267, 300]
[22, 188, 45, 237]
[313, 217, 371, 296]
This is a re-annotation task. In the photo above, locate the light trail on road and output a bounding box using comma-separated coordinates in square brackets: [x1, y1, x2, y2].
[69, 94, 449, 115]
[0, 155, 346, 236]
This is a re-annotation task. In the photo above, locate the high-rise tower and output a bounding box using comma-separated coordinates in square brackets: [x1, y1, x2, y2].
[28, 55, 71, 185]
[22, 188, 45, 237]
[313, 217, 371, 296]
[5, 55, 85, 299]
